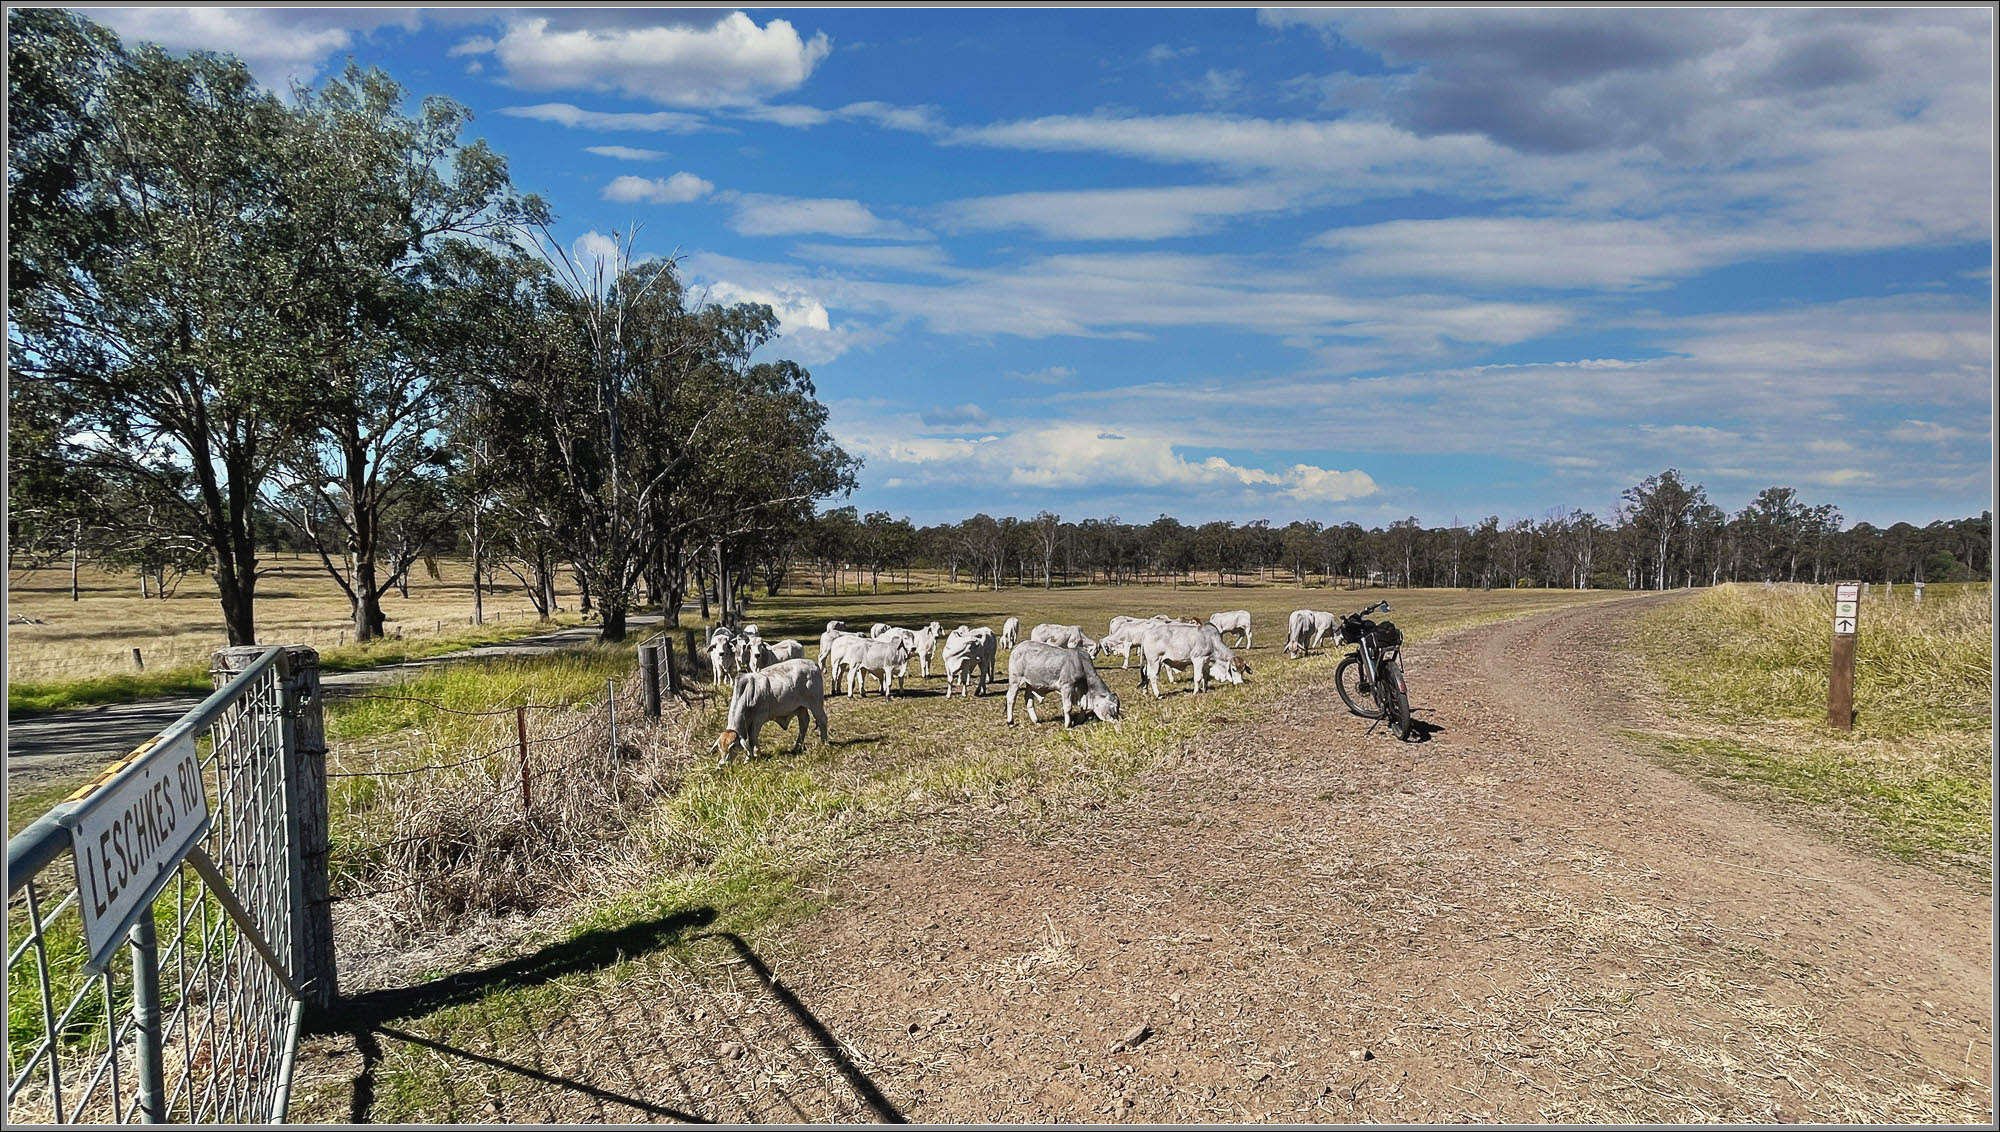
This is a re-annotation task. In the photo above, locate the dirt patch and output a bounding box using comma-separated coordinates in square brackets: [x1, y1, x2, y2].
[770, 595, 1994, 1123]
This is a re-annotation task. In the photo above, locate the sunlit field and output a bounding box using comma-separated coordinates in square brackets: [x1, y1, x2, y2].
[5, 556, 582, 677]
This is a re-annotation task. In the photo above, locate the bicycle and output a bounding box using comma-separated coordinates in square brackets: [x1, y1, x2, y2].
[1331, 600, 1415, 741]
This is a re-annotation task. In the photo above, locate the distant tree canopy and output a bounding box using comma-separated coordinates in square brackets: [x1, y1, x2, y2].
[779, 481, 1989, 595]
[6, 9, 855, 642]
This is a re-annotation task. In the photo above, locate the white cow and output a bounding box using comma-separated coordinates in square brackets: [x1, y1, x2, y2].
[999, 616, 1021, 650]
[1031, 623, 1101, 655]
[831, 635, 914, 698]
[942, 625, 998, 698]
[1005, 642, 1121, 728]
[1139, 621, 1250, 698]
[716, 659, 828, 765]
[1208, 609, 1252, 649]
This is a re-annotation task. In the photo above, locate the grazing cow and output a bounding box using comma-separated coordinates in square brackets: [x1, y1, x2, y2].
[1005, 642, 1121, 728]
[1208, 609, 1252, 649]
[716, 659, 828, 765]
[942, 625, 998, 698]
[1310, 610, 1340, 650]
[1139, 621, 1250, 698]
[1284, 609, 1318, 658]
[999, 616, 1020, 650]
[1031, 623, 1101, 655]
[819, 626, 862, 671]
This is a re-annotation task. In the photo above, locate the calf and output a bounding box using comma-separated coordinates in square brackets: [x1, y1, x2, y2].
[1005, 642, 1121, 728]
[999, 616, 1020, 650]
[1284, 609, 1316, 658]
[716, 659, 828, 765]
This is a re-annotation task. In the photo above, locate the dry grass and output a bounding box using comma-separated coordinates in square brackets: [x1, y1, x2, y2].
[1630, 582, 1992, 874]
[5, 558, 579, 683]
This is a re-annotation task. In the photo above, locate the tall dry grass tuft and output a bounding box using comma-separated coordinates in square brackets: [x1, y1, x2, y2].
[331, 675, 709, 956]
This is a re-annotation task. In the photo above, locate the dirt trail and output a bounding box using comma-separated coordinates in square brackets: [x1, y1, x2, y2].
[770, 595, 1993, 1123]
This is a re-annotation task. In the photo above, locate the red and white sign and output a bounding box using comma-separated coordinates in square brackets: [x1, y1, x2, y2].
[1832, 582, 1861, 636]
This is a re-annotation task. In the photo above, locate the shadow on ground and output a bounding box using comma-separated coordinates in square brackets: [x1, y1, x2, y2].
[304, 906, 903, 1124]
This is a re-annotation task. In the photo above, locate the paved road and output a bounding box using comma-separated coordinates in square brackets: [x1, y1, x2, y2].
[4, 616, 664, 791]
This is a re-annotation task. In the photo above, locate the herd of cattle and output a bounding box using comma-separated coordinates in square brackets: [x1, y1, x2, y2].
[710, 605, 1360, 764]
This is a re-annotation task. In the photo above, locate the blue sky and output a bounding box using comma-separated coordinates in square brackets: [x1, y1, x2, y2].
[84, 6, 1995, 528]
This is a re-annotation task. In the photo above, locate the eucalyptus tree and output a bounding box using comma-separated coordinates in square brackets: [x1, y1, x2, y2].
[8, 19, 308, 643]
[267, 65, 534, 640]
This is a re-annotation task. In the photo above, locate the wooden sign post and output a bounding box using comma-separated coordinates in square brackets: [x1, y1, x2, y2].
[1828, 581, 1860, 730]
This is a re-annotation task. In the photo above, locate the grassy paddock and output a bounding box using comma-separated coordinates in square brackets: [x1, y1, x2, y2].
[307, 582, 1631, 1121]
[5, 559, 586, 714]
[1630, 582, 1992, 874]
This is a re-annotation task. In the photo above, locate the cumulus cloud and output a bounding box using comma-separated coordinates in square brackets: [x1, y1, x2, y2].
[695, 278, 883, 364]
[721, 194, 931, 241]
[460, 12, 831, 107]
[602, 172, 714, 204]
[89, 7, 419, 87]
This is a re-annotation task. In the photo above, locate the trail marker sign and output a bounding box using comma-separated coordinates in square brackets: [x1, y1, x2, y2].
[1827, 582, 1861, 731]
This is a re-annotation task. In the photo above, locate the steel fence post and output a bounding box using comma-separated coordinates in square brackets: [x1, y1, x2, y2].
[131, 914, 167, 1123]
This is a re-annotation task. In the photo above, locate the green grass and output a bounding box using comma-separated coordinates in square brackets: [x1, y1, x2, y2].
[326, 583, 1631, 1122]
[1630, 582, 1992, 875]
[5, 615, 591, 719]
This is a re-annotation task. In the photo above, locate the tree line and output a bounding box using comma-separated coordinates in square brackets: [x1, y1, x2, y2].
[7, 10, 855, 643]
[788, 473, 1990, 596]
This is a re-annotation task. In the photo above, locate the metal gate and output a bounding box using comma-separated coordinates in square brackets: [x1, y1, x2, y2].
[7, 646, 322, 1124]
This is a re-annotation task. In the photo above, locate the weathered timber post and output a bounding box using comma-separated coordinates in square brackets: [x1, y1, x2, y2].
[1827, 582, 1860, 731]
[661, 638, 680, 697]
[517, 705, 530, 811]
[212, 644, 336, 1008]
[132, 647, 144, 672]
[639, 644, 662, 719]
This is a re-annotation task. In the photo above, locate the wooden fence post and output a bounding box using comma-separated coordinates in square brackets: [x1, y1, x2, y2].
[517, 705, 530, 811]
[661, 638, 680, 697]
[639, 645, 662, 719]
[131, 647, 144, 672]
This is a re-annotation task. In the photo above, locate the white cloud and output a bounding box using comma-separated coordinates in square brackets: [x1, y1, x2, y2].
[499, 103, 707, 133]
[465, 13, 831, 107]
[722, 194, 931, 241]
[1184, 68, 1246, 106]
[940, 182, 1307, 241]
[89, 8, 419, 87]
[585, 145, 669, 161]
[846, 424, 1379, 504]
[1145, 44, 1198, 64]
[602, 172, 714, 204]
[695, 278, 883, 364]
[838, 101, 947, 135]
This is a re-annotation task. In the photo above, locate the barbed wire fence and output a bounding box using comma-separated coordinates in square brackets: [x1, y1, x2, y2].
[314, 632, 727, 972]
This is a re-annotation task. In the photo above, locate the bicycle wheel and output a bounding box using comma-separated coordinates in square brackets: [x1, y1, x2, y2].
[1379, 659, 1414, 740]
[1334, 654, 1384, 718]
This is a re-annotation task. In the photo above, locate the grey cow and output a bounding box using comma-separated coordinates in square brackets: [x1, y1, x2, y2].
[1005, 641, 1121, 727]
[716, 659, 829, 765]
[1208, 609, 1253, 649]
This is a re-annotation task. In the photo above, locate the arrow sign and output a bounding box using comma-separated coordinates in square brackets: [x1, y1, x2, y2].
[1834, 617, 1856, 634]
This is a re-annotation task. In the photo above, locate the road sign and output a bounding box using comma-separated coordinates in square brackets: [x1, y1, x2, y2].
[1836, 583, 1860, 603]
[63, 732, 212, 969]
